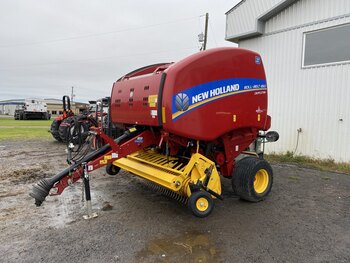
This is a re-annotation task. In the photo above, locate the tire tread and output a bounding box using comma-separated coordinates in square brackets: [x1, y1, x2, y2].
[232, 157, 273, 202]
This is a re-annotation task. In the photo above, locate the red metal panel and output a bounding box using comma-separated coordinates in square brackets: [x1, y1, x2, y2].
[110, 47, 270, 141]
[162, 47, 269, 141]
[110, 72, 163, 126]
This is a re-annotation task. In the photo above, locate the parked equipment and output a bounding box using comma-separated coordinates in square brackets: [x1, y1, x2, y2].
[14, 99, 50, 120]
[31, 48, 279, 217]
[50, 96, 99, 143]
[50, 96, 74, 141]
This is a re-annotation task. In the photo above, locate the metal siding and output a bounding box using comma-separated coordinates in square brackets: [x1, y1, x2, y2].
[239, 17, 350, 162]
[226, 0, 282, 39]
[265, 0, 350, 33]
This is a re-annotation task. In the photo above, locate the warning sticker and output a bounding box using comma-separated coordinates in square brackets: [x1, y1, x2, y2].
[148, 95, 158, 107]
[99, 160, 108, 165]
[104, 155, 112, 160]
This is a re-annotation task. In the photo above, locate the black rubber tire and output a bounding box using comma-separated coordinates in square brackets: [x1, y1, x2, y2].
[232, 157, 273, 202]
[58, 116, 75, 143]
[50, 119, 62, 142]
[105, 163, 121, 175]
[188, 191, 214, 218]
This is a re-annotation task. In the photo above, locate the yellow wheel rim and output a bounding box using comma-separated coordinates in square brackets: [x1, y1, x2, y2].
[254, 169, 269, 194]
[196, 197, 209, 212]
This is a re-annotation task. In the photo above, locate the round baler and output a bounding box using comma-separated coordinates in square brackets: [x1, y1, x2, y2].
[31, 47, 278, 218]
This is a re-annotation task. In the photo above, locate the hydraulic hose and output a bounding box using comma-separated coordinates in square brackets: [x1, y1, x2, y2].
[30, 129, 133, 206]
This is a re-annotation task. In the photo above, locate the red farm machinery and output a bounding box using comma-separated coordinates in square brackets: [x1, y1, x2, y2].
[50, 95, 97, 143]
[31, 47, 278, 217]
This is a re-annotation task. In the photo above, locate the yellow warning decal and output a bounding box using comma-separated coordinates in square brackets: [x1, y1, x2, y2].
[104, 155, 112, 160]
[99, 160, 108, 165]
[148, 95, 158, 107]
[257, 114, 261, 121]
[129, 127, 137, 132]
[162, 107, 166, 124]
[233, 115, 237, 122]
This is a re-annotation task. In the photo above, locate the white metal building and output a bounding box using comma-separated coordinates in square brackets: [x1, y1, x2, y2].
[226, 0, 350, 162]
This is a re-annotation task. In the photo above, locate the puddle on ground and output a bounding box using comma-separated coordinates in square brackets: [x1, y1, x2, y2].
[137, 231, 220, 263]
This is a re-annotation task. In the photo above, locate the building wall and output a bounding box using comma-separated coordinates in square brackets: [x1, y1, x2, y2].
[47, 103, 64, 116]
[239, 7, 350, 162]
[265, 0, 350, 34]
[47, 103, 87, 116]
[226, 0, 297, 41]
[0, 104, 18, 115]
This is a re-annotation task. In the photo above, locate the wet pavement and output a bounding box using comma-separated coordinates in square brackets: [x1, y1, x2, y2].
[0, 139, 349, 262]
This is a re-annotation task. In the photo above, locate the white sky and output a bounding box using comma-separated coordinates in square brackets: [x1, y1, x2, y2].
[0, 0, 239, 102]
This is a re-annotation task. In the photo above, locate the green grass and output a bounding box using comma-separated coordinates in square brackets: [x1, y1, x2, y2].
[0, 119, 52, 127]
[0, 119, 52, 140]
[0, 128, 51, 140]
[266, 151, 350, 174]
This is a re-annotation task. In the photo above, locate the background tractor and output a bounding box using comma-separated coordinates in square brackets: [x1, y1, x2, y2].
[50, 95, 74, 142]
[50, 95, 97, 143]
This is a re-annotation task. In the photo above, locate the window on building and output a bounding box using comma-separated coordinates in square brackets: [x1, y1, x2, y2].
[51, 111, 57, 115]
[59, 111, 63, 115]
[303, 23, 350, 67]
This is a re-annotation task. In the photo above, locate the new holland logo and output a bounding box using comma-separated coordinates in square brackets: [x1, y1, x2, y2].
[255, 56, 261, 64]
[175, 93, 190, 111]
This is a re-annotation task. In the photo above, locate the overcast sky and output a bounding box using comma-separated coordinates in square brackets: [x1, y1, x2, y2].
[0, 0, 239, 102]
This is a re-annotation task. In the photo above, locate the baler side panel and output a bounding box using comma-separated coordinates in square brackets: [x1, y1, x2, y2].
[162, 48, 269, 141]
[110, 73, 163, 126]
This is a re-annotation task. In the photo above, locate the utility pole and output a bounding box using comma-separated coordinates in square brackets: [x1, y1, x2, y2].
[203, 13, 209, 51]
[71, 86, 75, 103]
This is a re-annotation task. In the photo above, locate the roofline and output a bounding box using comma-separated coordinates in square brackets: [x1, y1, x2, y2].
[0, 98, 89, 105]
[225, 0, 245, 15]
[226, 0, 298, 42]
[225, 31, 261, 43]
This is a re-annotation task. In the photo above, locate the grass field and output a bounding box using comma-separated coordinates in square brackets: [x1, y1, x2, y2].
[0, 119, 52, 127]
[0, 119, 52, 140]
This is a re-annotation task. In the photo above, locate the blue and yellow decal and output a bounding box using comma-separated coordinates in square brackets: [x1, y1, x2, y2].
[172, 78, 266, 121]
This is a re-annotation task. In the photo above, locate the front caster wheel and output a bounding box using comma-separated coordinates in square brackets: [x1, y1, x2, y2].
[106, 163, 121, 175]
[188, 191, 214, 218]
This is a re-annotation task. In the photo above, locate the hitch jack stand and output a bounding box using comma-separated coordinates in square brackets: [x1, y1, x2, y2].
[82, 162, 98, 220]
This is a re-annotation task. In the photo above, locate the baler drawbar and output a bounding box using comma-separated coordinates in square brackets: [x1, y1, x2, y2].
[30, 47, 278, 217]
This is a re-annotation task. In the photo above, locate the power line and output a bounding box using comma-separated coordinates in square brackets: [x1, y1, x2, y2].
[0, 46, 198, 70]
[0, 16, 201, 48]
